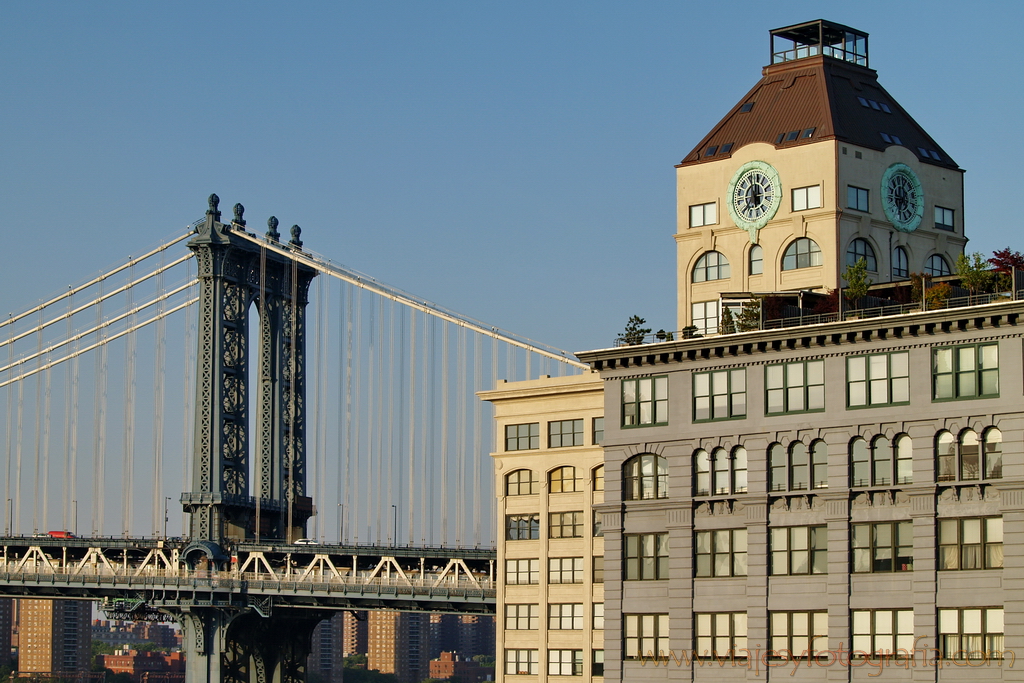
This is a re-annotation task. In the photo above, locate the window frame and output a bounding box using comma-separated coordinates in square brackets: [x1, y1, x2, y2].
[504, 604, 539, 630]
[691, 300, 720, 336]
[769, 440, 827, 492]
[695, 613, 747, 658]
[548, 557, 584, 584]
[547, 649, 583, 676]
[624, 533, 669, 580]
[892, 246, 909, 279]
[548, 603, 584, 630]
[850, 434, 912, 487]
[925, 254, 951, 276]
[792, 185, 822, 211]
[623, 453, 668, 501]
[592, 464, 604, 491]
[592, 555, 604, 583]
[770, 611, 828, 657]
[932, 343, 999, 401]
[592, 417, 604, 445]
[781, 237, 823, 271]
[623, 614, 670, 660]
[621, 376, 668, 428]
[504, 649, 539, 675]
[549, 466, 581, 493]
[505, 559, 540, 585]
[770, 526, 827, 576]
[689, 202, 718, 228]
[847, 351, 910, 409]
[847, 186, 869, 212]
[936, 427, 1002, 482]
[549, 420, 584, 448]
[846, 238, 877, 271]
[505, 422, 540, 451]
[505, 514, 540, 541]
[749, 244, 764, 275]
[935, 206, 955, 232]
[692, 251, 731, 283]
[695, 528, 747, 577]
[693, 368, 747, 422]
[939, 608, 1004, 660]
[851, 610, 914, 659]
[548, 511, 584, 539]
[593, 603, 604, 630]
[505, 469, 537, 496]
[694, 446, 748, 496]
[938, 517, 1003, 570]
[852, 521, 913, 573]
[765, 360, 825, 415]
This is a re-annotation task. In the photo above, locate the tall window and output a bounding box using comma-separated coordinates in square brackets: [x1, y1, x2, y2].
[592, 556, 604, 583]
[694, 447, 747, 496]
[549, 466, 580, 493]
[847, 351, 910, 407]
[693, 368, 746, 421]
[771, 526, 827, 575]
[506, 423, 539, 451]
[695, 613, 747, 657]
[935, 206, 955, 231]
[690, 202, 717, 227]
[624, 533, 669, 580]
[782, 238, 823, 270]
[547, 650, 583, 676]
[892, 246, 909, 278]
[696, 529, 747, 577]
[505, 650, 538, 676]
[847, 186, 869, 212]
[691, 300, 720, 336]
[925, 254, 951, 276]
[623, 614, 669, 660]
[505, 604, 539, 630]
[549, 420, 584, 448]
[592, 417, 604, 445]
[505, 469, 537, 496]
[505, 559, 539, 585]
[548, 557, 584, 584]
[792, 185, 821, 211]
[852, 521, 913, 572]
[749, 244, 763, 275]
[593, 603, 604, 630]
[933, 343, 998, 400]
[846, 238, 877, 271]
[765, 360, 825, 414]
[771, 612, 827, 656]
[693, 251, 731, 282]
[592, 510, 603, 537]
[939, 518, 1003, 570]
[622, 376, 668, 427]
[548, 604, 583, 630]
[850, 435, 912, 487]
[936, 427, 1002, 481]
[592, 465, 604, 491]
[623, 454, 668, 500]
[549, 511, 584, 539]
[769, 440, 827, 491]
[939, 609, 1004, 660]
[506, 514, 540, 540]
[852, 610, 913, 658]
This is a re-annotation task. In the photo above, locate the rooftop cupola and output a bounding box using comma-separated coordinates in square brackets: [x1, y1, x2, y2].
[770, 19, 868, 67]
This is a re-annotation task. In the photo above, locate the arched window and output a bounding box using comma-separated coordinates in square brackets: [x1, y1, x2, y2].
[694, 450, 710, 496]
[769, 441, 827, 492]
[925, 254, 951, 276]
[936, 427, 1004, 482]
[549, 466, 580, 493]
[693, 251, 731, 283]
[695, 447, 747, 496]
[592, 465, 605, 491]
[505, 469, 537, 496]
[749, 245, 763, 275]
[851, 435, 913, 487]
[846, 238, 877, 271]
[623, 453, 668, 500]
[892, 246, 909, 279]
[782, 238, 823, 270]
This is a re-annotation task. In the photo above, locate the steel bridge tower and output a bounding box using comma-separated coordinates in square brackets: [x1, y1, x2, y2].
[176, 195, 323, 683]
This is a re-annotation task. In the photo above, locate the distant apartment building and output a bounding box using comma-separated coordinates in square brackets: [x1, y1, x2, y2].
[429, 613, 496, 660]
[92, 620, 180, 651]
[429, 651, 491, 682]
[18, 599, 92, 673]
[341, 610, 368, 657]
[97, 650, 185, 683]
[367, 611, 430, 683]
[0, 598, 12, 664]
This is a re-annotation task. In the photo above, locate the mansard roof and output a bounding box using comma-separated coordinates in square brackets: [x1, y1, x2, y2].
[678, 55, 959, 170]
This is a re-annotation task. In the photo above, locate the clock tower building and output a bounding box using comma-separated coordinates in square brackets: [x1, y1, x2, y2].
[677, 19, 966, 334]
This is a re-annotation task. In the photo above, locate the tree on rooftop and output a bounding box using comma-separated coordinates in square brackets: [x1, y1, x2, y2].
[955, 252, 992, 297]
[988, 247, 1023, 292]
[735, 300, 761, 331]
[842, 258, 872, 310]
[617, 316, 651, 346]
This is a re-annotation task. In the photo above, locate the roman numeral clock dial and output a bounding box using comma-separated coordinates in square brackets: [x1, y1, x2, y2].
[881, 163, 924, 232]
[727, 160, 782, 243]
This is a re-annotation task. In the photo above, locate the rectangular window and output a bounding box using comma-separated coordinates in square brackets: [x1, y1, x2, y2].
[621, 376, 668, 427]
[765, 360, 825, 415]
[592, 555, 604, 583]
[505, 514, 540, 540]
[592, 510, 603, 537]
[624, 614, 670, 660]
[505, 559, 539, 585]
[852, 521, 913, 572]
[548, 557, 584, 584]
[771, 612, 828, 657]
[852, 610, 914, 658]
[935, 206, 955, 231]
[939, 517, 1003, 570]
[933, 343, 999, 400]
[792, 185, 822, 211]
[548, 649, 583, 676]
[939, 608, 1004, 660]
[505, 604, 539, 630]
[691, 300, 720, 336]
[593, 603, 604, 630]
[848, 186, 869, 212]
[770, 526, 827, 575]
[693, 368, 746, 422]
[549, 511, 584, 539]
[505, 649, 539, 675]
[689, 202, 717, 227]
[549, 419, 584, 448]
[695, 613, 747, 657]
[624, 533, 669, 580]
[592, 650, 604, 676]
[548, 603, 584, 630]
[592, 417, 604, 445]
[505, 423, 539, 451]
[847, 352, 910, 407]
[695, 529, 747, 577]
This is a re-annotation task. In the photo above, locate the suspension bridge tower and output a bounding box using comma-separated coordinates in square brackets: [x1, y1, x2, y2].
[175, 195, 324, 683]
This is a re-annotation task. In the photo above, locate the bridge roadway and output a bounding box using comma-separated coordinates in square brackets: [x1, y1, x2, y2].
[0, 536, 497, 618]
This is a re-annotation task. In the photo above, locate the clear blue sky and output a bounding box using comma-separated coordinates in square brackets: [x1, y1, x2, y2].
[2, 1, 1021, 356]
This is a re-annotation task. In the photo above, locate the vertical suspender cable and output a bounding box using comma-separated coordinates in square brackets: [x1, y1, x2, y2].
[351, 288, 362, 543]
[288, 256, 298, 540]
[311, 275, 322, 539]
[473, 333, 482, 546]
[366, 297, 377, 542]
[152, 256, 166, 537]
[69, 346, 80, 536]
[440, 322, 450, 545]
[422, 316, 433, 545]
[406, 310, 416, 546]
[4, 314, 13, 534]
[455, 326, 466, 546]
[122, 262, 137, 537]
[182, 259, 195, 538]
[257, 244, 267, 541]
[342, 283, 354, 544]
[62, 290, 74, 532]
[14, 372, 24, 533]
[92, 282, 106, 535]
[41, 363, 52, 533]
[32, 310, 43, 533]
[385, 300, 395, 544]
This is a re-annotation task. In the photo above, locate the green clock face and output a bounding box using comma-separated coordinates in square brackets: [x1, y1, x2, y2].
[727, 161, 781, 242]
[881, 163, 923, 232]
